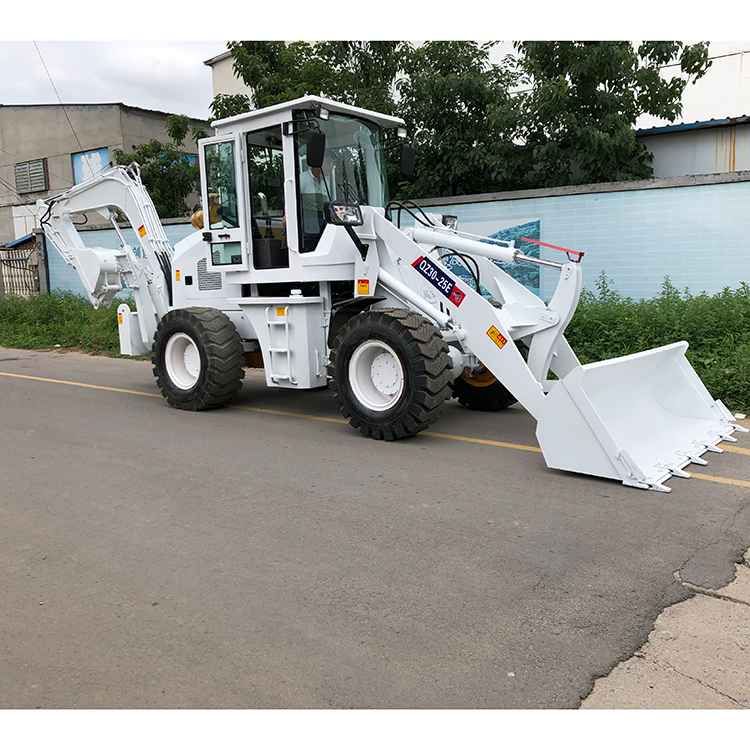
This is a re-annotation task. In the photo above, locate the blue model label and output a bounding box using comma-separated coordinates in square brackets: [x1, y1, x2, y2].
[412, 255, 466, 307]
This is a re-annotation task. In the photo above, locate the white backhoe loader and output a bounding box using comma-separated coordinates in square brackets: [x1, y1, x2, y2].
[37, 96, 746, 492]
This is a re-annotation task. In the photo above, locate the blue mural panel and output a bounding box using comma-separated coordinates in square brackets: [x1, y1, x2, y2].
[440, 218, 542, 296]
[72, 148, 110, 184]
[419, 180, 750, 301]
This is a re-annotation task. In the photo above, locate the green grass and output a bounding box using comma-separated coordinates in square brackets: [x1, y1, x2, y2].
[566, 273, 750, 413]
[0, 291, 133, 356]
[2, 280, 749, 411]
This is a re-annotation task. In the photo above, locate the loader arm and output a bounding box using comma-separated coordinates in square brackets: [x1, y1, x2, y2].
[363, 208, 746, 492]
[370, 211, 570, 420]
[37, 164, 173, 353]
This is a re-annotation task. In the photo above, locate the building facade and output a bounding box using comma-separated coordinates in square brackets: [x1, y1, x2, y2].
[204, 50, 253, 101]
[637, 117, 750, 178]
[0, 103, 210, 244]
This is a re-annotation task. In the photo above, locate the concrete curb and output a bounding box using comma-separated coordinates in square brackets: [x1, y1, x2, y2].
[581, 551, 750, 709]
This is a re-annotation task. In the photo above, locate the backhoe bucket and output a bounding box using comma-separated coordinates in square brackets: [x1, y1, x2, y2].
[536, 342, 744, 491]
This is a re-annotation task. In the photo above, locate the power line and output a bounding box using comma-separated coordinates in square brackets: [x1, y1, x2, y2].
[33, 41, 85, 154]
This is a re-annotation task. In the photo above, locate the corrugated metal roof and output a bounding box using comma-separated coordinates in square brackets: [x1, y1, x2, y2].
[637, 115, 750, 137]
[5, 233, 33, 248]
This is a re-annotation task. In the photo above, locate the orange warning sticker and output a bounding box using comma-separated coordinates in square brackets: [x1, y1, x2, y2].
[138, 225, 147, 238]
[358, 279, 370, 295]
[175, 270, 181, 281]
[276, 307, 286, 317]
[487, 326, 507, 349]
[118, 312, 123, 325]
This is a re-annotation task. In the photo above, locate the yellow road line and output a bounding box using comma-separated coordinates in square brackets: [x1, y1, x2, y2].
[2, 369, 748, 487]
[425, 431, 543, 453]
[689, 472, 750, 488]
[232, 404, 347, 424]
[0, 371, 161, 398]
[722, 444, 750, 456]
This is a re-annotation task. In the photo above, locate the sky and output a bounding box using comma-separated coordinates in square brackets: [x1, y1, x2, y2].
[0, 7, 744, 125]
[0, 41, 228, 121]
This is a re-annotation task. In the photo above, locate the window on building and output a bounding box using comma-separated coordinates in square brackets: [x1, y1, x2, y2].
[14, 159, 49, 194]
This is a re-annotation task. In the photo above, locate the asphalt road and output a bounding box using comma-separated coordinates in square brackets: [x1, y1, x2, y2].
[1, 347, 749, 709]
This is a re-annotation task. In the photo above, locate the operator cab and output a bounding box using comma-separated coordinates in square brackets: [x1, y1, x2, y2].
[197, 96, 412, 275]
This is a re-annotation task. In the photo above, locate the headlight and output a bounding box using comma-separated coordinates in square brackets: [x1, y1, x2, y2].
[324, 202, 364, 226]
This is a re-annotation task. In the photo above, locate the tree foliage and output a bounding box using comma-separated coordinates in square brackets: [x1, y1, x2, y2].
[210, 92, 252, 121]
[113, 116, 206, 218]
[226, 41, 407, 115]
[514, 41, 712, 186]
[395, 41, 524, 197]
[213, 40, 712, 198]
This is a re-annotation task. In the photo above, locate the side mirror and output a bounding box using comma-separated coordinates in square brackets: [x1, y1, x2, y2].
[399, 142, 415, 179]
[306, 127, 327, 169]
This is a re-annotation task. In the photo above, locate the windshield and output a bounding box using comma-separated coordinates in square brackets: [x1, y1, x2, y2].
[296, 113, 389, 252]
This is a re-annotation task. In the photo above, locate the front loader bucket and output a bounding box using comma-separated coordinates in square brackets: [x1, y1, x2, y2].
[536, 342, 745, 491]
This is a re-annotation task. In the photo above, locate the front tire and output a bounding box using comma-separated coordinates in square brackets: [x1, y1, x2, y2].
[152, 307, 245, 410]
[329, 308, 453, 440]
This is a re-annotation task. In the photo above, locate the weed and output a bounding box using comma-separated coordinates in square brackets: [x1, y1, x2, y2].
[2, 282, 749, 411]
[567, 272, 750, 411]
[0, 292, 134, 356]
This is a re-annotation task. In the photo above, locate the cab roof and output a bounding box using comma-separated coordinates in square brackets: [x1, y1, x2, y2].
[211, 95, 405, 132]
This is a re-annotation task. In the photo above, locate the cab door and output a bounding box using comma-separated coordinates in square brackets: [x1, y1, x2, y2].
[199, 133, 250, 272]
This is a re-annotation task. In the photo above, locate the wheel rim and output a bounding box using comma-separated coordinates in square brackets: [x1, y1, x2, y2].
[460, 364, 498, 388]
[164, 332, 201, 390]
[348, 339, 405, 412]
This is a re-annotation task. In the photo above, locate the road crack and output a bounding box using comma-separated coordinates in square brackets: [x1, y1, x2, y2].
[642, 654, 749, 708]
[674, 570, 750, 607]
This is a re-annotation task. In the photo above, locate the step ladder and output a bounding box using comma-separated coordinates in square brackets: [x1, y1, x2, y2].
[265, 306, 297, 385]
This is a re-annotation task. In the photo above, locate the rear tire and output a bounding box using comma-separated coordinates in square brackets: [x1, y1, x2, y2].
[152, 307, 245, 410]
[329, 308, 453, 440]
[452, 341, 528, 412]
[452, 368, 517, 411]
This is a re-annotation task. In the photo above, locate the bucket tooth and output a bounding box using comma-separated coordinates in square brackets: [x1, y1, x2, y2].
[648, 481, 672, 493]
[711, 431, 738, 443]
[676, 451, 708, 466]
[694, 441, 723, 453]
[656, 464, 691, 479]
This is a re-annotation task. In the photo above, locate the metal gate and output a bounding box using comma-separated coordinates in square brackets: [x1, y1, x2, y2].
[0, 235, 40, 298]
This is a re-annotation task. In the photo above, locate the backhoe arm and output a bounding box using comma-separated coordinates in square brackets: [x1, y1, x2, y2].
[37, 164, 174, 352]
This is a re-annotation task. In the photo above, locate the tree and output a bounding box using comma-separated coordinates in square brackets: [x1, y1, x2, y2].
[218, 40, 516, 198]
[395, 41, 523, 198]
[210, 92, 252, 121]
[112, 115, 207, 218]
[514, 41, 712, 186]
[225, 41, 408, 114]
[216, 40, 712, 197]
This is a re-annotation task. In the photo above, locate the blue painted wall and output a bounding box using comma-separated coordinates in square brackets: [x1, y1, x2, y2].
[47, 179, 750, 304]
[47, 223, 197, 298]
[421, 179, 750, 302]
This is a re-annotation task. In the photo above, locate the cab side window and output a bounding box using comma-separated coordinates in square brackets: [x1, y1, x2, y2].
[247, 126, 289, 269]
[204, 140, 242, 265]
